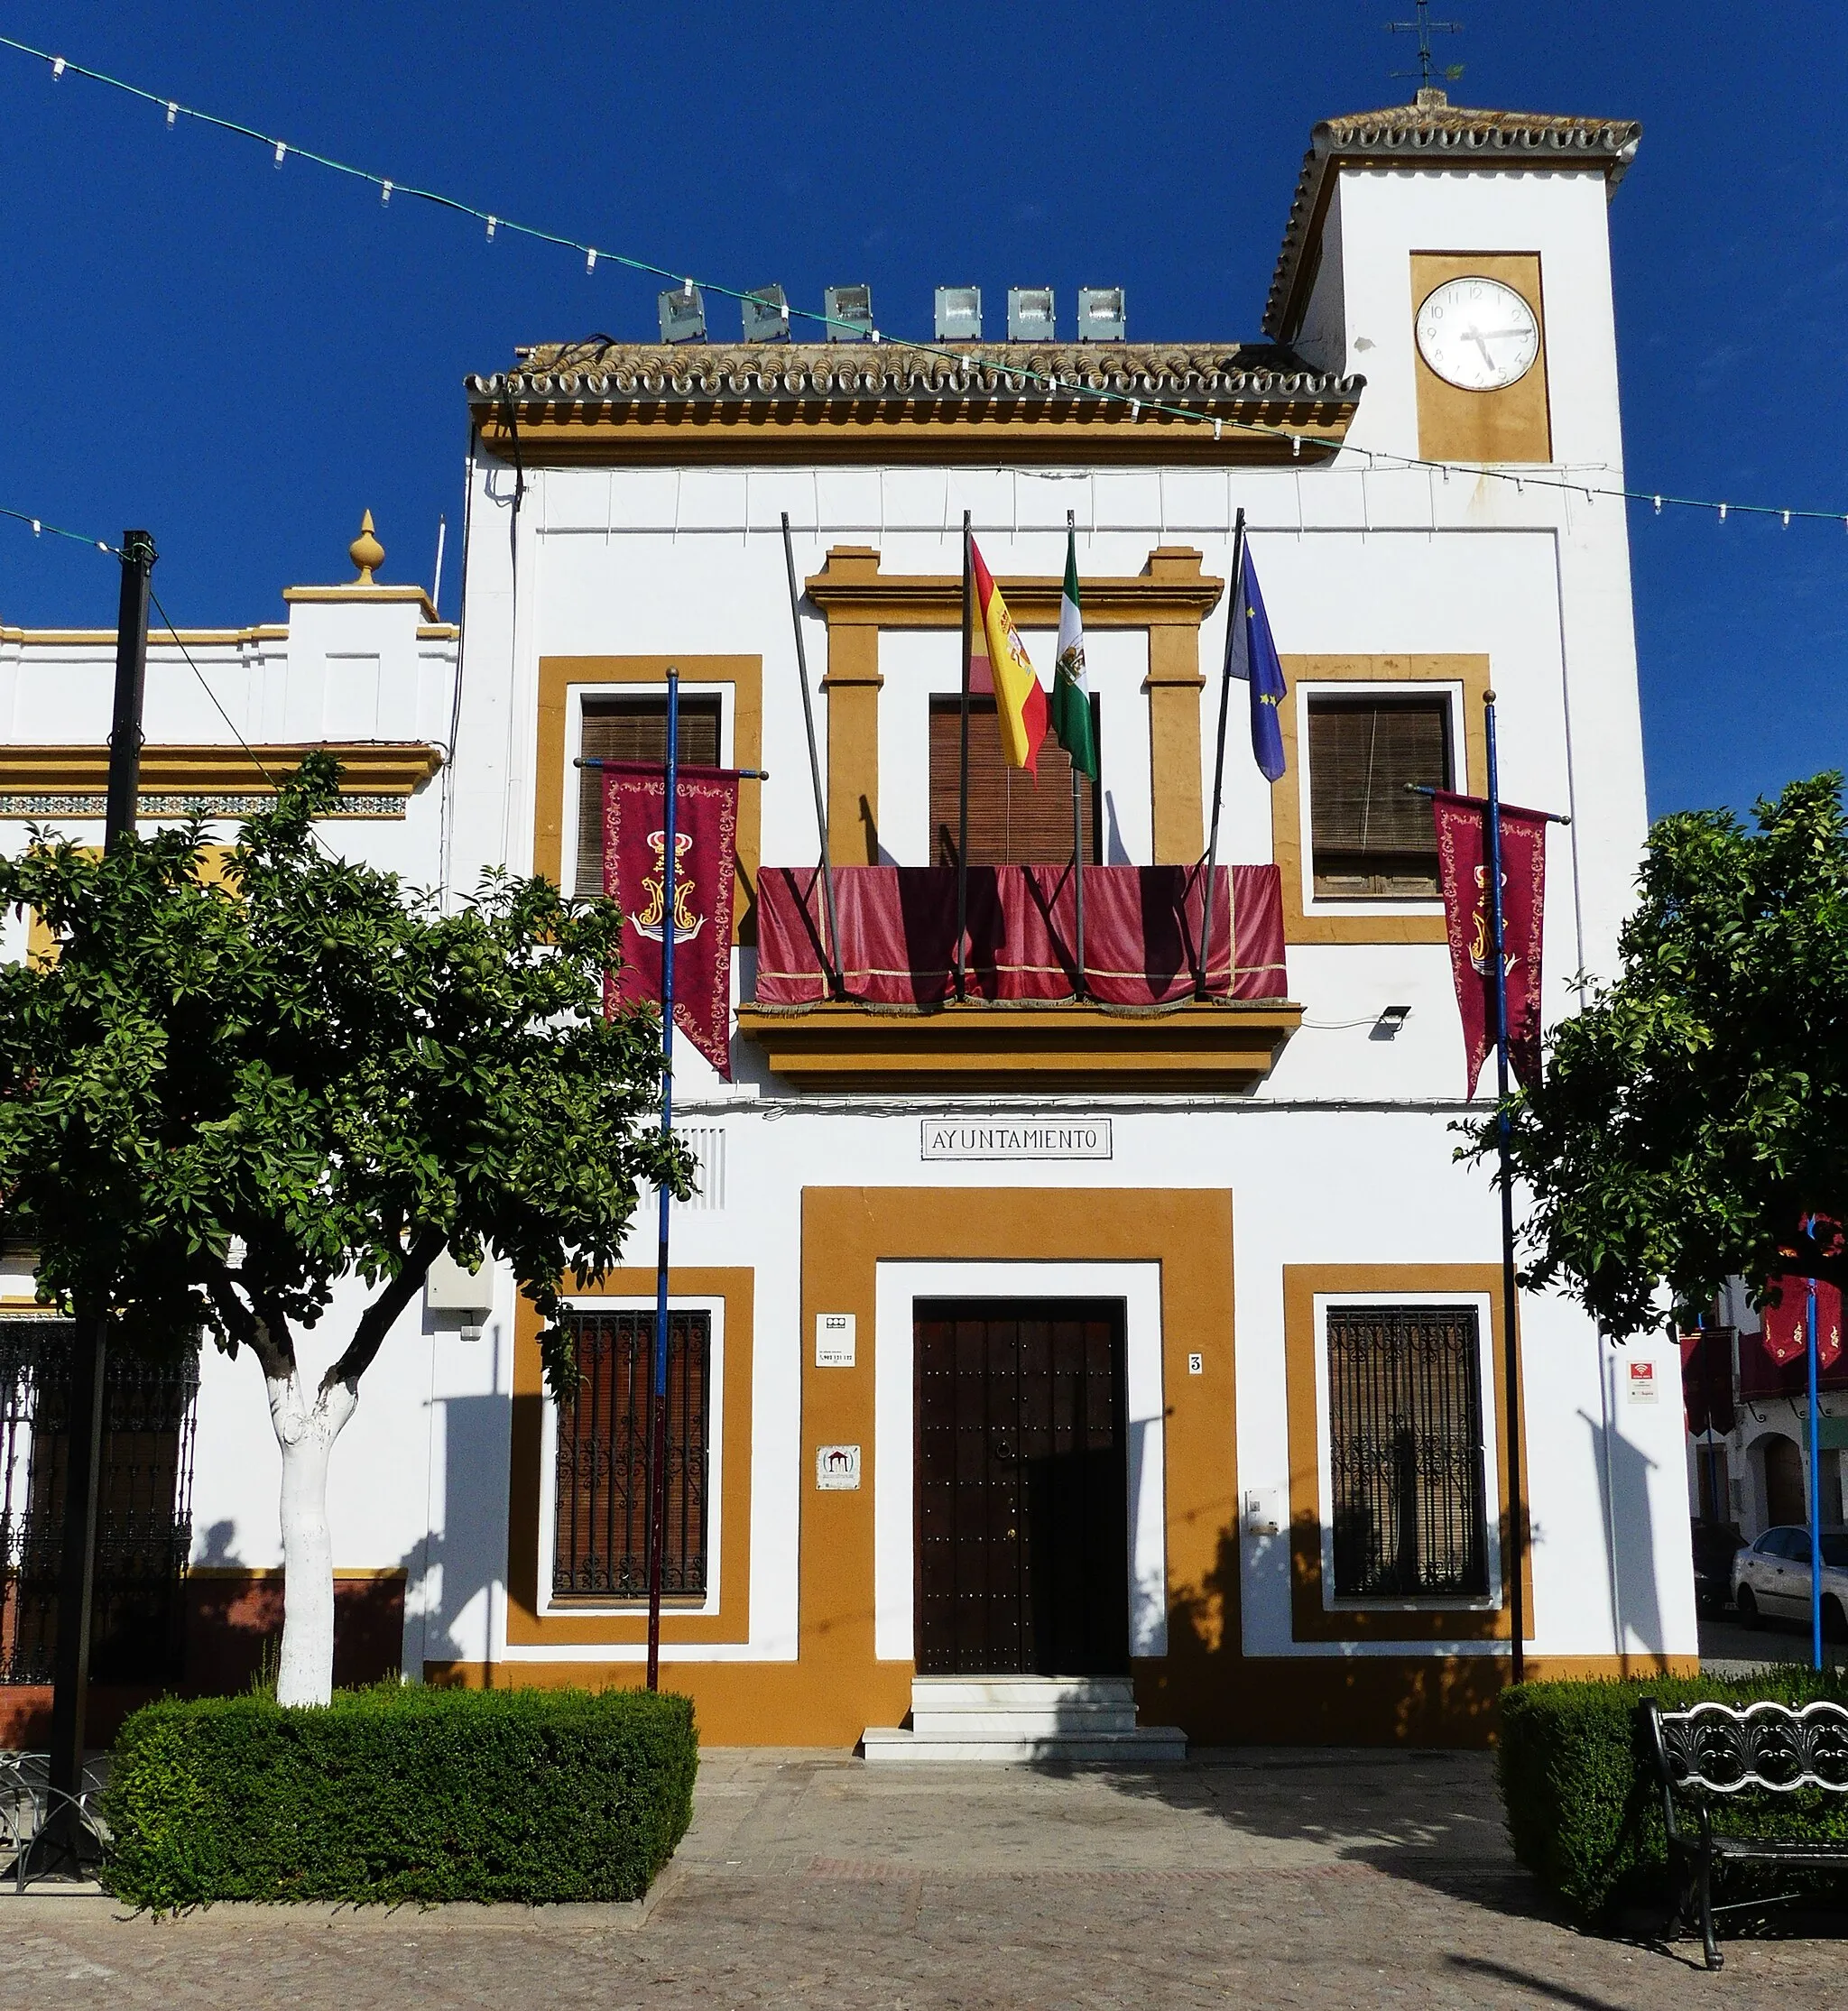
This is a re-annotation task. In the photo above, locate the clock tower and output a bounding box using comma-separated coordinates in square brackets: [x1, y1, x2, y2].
[1264, 88, 1641, 469]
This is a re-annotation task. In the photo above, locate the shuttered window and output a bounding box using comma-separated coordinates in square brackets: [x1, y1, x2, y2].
[927, 697, 1099, 866]
[551, 1308, 710, 1600]
[1307, 696, 1450, 899]
[1326, 1305, 1489, 1600]
[574, 696, 722, 897]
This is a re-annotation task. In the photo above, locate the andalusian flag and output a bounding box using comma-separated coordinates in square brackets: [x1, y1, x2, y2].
[1052, 528, 1097, 779]
[970, 539, 1048, 775]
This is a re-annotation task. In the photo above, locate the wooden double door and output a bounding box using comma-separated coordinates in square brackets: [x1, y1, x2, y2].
[913, 1298, 1130, 1676]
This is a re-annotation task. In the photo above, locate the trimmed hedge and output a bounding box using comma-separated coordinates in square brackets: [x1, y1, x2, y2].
[103, 1684, 698, 1911]
[1499, 1666, 1848, 1922]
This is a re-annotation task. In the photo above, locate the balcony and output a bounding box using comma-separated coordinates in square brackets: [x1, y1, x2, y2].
[736, 863, 1299, 1090]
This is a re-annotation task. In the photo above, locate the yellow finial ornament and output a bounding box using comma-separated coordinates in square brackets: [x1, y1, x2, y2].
[348, 510, 385, 585]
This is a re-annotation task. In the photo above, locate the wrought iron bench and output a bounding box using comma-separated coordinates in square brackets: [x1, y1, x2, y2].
[0, 1753, 109, 1893]
[1639, 1696, 1848, 1969]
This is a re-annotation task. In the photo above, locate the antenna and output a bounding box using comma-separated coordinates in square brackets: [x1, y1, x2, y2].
[1388, 0, 1465, 94]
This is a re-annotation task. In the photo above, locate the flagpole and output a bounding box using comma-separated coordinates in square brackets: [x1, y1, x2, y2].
[1197, 508, 1246, 1000]
[1808, 1271, 1824, 1671]
[645, 667, 680, 1693]
[955, 512, 972, 1002]
[781, 512, 842, 997]
[1067, 510, 1087, 998]
[1484, 687, 1526, 1688]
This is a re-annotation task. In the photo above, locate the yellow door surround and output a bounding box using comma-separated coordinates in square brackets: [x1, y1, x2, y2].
[802, 545, 1224, 869]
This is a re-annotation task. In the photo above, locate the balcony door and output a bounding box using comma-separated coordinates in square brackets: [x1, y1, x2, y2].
[913, 1298, 1129, 1676]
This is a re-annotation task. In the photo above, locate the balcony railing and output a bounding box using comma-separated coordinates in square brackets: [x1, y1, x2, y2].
[738, 864, 1298, 1088]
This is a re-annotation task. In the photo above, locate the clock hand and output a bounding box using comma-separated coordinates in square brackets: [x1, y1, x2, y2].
[1469, 330, 1497, 368]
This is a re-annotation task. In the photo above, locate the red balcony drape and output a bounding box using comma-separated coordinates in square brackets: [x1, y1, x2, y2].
[753, 863, 1287, 1008]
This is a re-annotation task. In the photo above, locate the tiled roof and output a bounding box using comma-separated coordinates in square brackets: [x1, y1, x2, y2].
[1264, 91, 1643, 337]
[467, 340, 1361, 408]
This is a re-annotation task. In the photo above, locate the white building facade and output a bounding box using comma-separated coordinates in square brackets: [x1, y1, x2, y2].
[0, 94, 1697, 1748]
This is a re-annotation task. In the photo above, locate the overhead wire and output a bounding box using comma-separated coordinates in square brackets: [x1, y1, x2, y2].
[4, 32, 1845, 532]
[0, 504, 117, 555]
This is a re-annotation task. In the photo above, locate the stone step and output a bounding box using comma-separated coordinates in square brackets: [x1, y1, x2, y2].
[861, 1723, 1188, 1767]
[909, 1676, 1138, 1713]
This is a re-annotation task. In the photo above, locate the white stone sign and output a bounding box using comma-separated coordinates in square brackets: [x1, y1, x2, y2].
[816, 1313, 857, 1367]
[919, 1118, 1113, 1162]
[816, 1443, 862, 1490]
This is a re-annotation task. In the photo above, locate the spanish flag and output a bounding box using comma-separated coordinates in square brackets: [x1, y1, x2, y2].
[970, 539, 1048, 775]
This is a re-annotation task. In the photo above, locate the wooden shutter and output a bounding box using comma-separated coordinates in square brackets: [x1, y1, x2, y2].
[574, 696, 722, 896]
[928, 698, 1098, 866]
[1307, 697, 1450, 898]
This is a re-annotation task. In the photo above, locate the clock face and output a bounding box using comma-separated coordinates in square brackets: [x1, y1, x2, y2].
[1415, 277, 1540, 392]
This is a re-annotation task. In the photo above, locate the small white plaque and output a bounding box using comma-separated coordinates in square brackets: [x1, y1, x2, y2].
[1187, 1352, 1204, 1376]
[816, 1313, 857, 1367]
[920, 1118, 1113, 1162]
[1626, 1359, 1659, 1405]
[817, 1443, 862, 1490]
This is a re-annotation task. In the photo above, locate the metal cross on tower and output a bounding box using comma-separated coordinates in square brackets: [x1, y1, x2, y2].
[1389, 0, 1465, 92]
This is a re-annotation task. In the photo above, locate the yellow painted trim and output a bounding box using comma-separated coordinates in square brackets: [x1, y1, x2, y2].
[1, 625, 289, 647]
[532, 656, 762, 944]
[282, 584, 439, 621]
[1282, 1263, 1534, 1643]
[737, 1001, 1301, 1089]
[186, 1565, 409, 1581]
[1411, 253, 1553, 466]
[473, 405, 1355, 471]
[0, 743, 444, 797]
[1271, 654, 1491, 946]
[804, 544, 1224, 630]
[802, 546, 1224, 869]
[506, 1268, 754, 1647]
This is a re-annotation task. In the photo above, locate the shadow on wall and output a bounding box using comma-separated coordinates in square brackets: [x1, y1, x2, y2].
[1581, 1383, 1664, 1659]
[410, 1390, 509, 1670]
[1143, 1521, 1514, 1751]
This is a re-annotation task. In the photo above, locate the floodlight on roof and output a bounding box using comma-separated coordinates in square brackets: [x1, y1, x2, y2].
[935, 285, 982, 342]
[824, 283, 874, 341]
[742, 283, 790, 342]
[1007, 286, 1055, 342]
[657, 282, 707, 345]
[1077, 286, 1126, 342]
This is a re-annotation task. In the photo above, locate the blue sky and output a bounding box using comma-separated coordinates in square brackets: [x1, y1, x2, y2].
[0, 2, 1841, 820]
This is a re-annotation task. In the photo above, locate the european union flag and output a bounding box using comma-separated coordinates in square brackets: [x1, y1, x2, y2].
[1227, 542, 1286, 782]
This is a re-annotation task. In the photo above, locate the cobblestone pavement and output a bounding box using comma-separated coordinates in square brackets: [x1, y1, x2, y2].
[3, 1747, 1843, 2007]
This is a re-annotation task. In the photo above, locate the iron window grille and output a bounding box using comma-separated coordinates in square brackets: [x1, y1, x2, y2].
[0, 1319, 199, 1686]
[551, 1308, 710, 1600]
[1326, 1304, 1489, 1600]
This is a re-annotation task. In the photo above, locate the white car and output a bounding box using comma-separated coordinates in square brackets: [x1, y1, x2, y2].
[1731, 1525, 1848, 1638]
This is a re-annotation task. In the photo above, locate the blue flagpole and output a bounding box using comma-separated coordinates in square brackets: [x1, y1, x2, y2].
[1809, 1271, 1824, 1671]
[1485, 690, 1526, 1686]
[646, 668, 680, 1693]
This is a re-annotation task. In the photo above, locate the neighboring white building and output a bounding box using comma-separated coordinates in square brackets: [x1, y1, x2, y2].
[1, 91, 1697, 1749]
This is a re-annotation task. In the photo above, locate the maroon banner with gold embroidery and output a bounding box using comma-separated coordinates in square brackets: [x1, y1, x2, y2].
[602, 761, 739, 1079]
[1434, 789, 1548, 1095]
[1762, 1216, 1846, 1370]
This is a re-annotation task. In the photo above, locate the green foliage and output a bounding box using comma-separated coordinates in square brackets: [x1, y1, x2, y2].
[103, 1684, 698, 1910]
[1465, 773, 1848, 1334]
[0, 752, 688, 1396]
[1499, 1668, 1848, 1920]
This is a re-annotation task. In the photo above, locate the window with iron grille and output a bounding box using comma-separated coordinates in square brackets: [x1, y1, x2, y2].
[1307, 696, 1452, 899]
[574, 696, 723, 897]
[1326, 1304, 1489, 1600]
[551, 1308, 710, 1600]
[0, 1319, 199, 1685]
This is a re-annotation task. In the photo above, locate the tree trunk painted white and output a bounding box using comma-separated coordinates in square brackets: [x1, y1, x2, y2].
[265, 1370, 359, 1708]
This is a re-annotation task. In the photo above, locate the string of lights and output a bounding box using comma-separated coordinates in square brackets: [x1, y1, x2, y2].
[3, 32, 1845, 533]
[0, 504, 116, 556]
